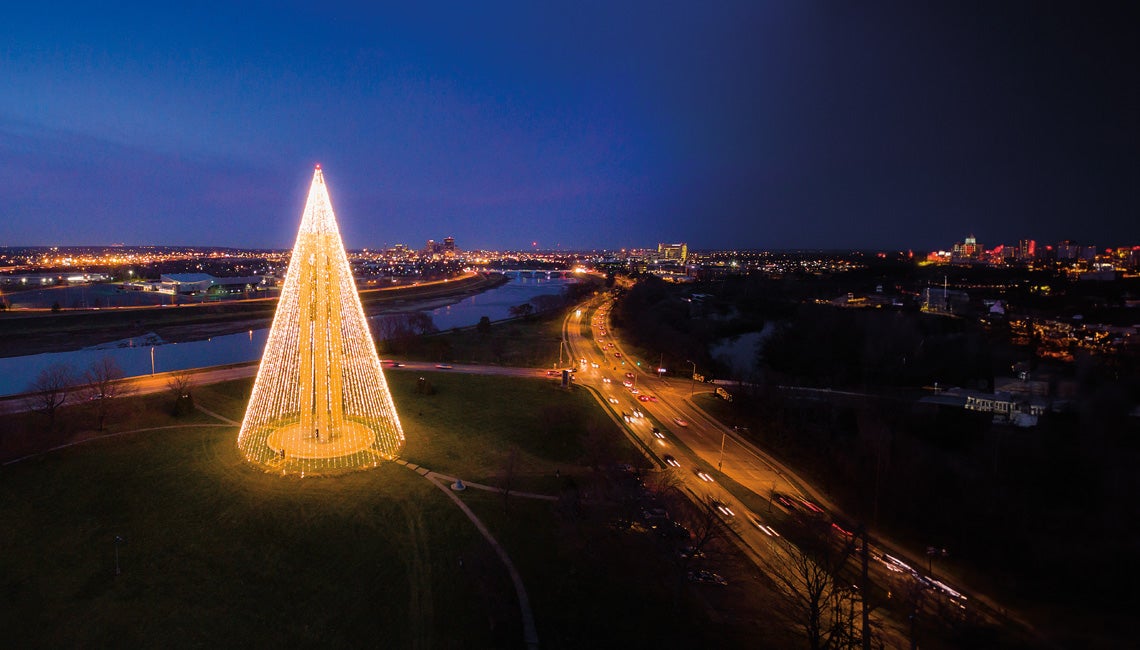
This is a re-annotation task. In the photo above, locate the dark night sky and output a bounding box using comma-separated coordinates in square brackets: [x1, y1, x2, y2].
[1, 2, 1136, 251]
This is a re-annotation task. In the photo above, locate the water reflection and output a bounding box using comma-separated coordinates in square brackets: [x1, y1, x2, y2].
[0, 276, 574, 396]
[421, 276, 574, 330]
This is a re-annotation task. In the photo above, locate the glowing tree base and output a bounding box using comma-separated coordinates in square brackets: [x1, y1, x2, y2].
[266, 421, 376, 460]
[237, 166, 404, 475]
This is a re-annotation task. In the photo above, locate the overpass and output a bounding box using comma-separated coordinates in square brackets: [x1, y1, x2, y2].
[482, 268, 574, 278]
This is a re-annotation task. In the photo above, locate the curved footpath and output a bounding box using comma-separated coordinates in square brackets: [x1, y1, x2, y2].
[4, 400, 550, 650]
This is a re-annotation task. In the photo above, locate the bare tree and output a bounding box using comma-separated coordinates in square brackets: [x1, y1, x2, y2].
[644, 467, 683, 500]
[25, 364, 77, 429]
[508, 303, 534, 320]
[769, 524, 864, 650]
[166, 370, 195, 416]
[80, 356, 133, 431]
[679, 494, 738, 558]
[407, 312, 438, 336]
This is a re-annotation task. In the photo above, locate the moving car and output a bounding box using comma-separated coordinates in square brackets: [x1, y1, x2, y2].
[712, 499, 735, 517]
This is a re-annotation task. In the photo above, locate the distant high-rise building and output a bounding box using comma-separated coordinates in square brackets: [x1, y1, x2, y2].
[1056, 240, 1079, 260]
[1017, 239, 1036, 261]
[443, 236, 456, 257]
[657, 242, 688, 264]
[952, 235, 981, 261]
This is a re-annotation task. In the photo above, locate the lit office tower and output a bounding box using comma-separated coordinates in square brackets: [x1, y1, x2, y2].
[657, 242, 688, 263]
[237, 166, 404, 475]
[1017, 239, 1036, 261]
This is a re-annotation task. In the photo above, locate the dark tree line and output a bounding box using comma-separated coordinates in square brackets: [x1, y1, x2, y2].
[609, 277, 737, 378]
[760, 304, 993, 390]
[374, 312, 438, 353]
[608, 274, 993, 390]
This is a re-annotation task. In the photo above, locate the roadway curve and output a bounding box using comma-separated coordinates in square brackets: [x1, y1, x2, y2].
[0, 360, 551, 415]
[560, 296, 1034, 645]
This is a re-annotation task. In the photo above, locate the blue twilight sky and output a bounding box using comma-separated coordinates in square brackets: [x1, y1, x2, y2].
[1, 2, 1136, 251]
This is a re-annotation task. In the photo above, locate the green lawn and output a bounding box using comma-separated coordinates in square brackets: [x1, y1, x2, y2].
[1, 424, 509, 648]
[394, 310, 567, 368]
[392, 371, 643, 485]
[1, 371, 790, 647]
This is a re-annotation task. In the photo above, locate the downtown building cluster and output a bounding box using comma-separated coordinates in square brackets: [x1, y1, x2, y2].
[926, 235, 1140, 276]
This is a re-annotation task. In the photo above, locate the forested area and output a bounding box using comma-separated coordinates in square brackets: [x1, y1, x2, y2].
[609, 273, 1139, 646]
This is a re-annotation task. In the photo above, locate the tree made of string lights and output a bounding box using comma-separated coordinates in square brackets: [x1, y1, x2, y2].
[237, 165, 404, 475]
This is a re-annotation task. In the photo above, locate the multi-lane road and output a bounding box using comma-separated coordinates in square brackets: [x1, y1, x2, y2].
[559, 296, 1028, 644]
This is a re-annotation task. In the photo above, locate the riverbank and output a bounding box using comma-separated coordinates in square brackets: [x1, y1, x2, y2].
[0, 272, 507, 358]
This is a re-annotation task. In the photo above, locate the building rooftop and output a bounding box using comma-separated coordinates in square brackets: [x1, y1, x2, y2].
[161, 273, 215, 283]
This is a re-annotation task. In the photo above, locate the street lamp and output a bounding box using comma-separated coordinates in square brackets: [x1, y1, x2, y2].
[687, 360, 697, 397]
[150, 346, 155, 375]
[926, 546, 948, 578]
[718, 431, 726, 471]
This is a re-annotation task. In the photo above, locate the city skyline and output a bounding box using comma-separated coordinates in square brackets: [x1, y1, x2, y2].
[2, 3, 1137, 251]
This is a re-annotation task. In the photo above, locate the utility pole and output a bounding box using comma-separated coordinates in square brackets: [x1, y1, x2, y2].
[718, 431, 726, 471]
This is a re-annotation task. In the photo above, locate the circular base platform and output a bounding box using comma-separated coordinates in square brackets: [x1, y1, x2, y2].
[265, 420, 376, 460]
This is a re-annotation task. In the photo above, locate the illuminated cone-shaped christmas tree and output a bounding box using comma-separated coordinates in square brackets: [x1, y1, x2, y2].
[237, 165, 404, 475]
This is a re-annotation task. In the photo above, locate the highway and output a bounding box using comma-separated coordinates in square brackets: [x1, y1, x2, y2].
[558, 296, 1025, 645]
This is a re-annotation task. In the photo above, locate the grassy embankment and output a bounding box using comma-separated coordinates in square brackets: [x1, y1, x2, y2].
[1, 367, 797, 648]
[392, 306, 567, 367]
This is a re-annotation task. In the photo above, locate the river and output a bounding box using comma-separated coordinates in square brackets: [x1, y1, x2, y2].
[0, 276, 576, 397]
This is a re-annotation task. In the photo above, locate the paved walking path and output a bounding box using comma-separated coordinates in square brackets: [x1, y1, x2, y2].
[396, 460, 558, 502]
[2, 423, 232, 466]
[195, 403, 240, 425]
[395, 458, 542, 649]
